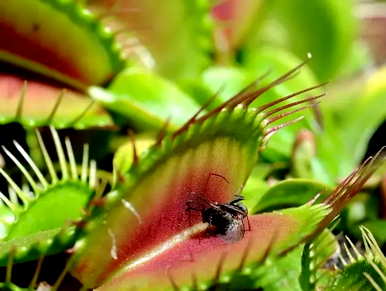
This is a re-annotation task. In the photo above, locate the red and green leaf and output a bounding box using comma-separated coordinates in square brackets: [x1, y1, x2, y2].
[0, 0, 124, 88]
[98, 204, 329, 290]
[71, 66, 323, 287]
[0, 73, 113, 129]
[75, 146, 385, 290]
[72, 106, 265, 287]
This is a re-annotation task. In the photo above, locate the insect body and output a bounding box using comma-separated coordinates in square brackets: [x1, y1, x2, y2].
[186, 175, 250, 242]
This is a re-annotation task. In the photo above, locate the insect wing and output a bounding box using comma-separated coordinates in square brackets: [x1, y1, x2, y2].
[186, 195, 213, 212]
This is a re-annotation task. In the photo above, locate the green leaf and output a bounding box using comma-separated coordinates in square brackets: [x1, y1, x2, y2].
[90, 68, 200, 130]
[332, 261, 384, 291]
[201, 66, 252, 104]
[256, 246, 303, 291]
[113, 136, 154, 176]
[0, 282, 28, 291]
[5, 182, 92, 241]
[314, 68, 386, 183]
[241, 167, 270, 211]
[271, 0, 357, 81]
[362, 220, 386, 245]
[291, 130, 316, 179]
[253, 179, 331, 213]
[180, 66, 254, 109]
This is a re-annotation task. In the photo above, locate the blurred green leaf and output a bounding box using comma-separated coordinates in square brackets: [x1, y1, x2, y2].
[90, 68, 200, 131]
[256, 247, 303, 291]
[179, 65, 252, 108]
[89, 0, 213, 79]
[113, 136, 154, 175]
[271, 0, 357, 81]
[253, 178, 331, 213]
[362, 220, 386, 245]
[313, 68, 386, 184]
[291, 130, 316, 179]
[201, 66, 252, 103]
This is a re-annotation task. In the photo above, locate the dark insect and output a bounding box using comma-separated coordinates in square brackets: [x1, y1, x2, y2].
[186, 173, 250, 242]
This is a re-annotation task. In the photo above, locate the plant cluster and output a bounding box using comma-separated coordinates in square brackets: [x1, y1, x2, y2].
[0, 0, 385, 290]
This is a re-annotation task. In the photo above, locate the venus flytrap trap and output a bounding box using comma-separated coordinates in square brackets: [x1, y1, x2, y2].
[0, 0, 125, 89]
[83, 144, 385, 291]
[0, 127, 98, 266]
[315, 226, 386, 291]
[66, 66, 382, 290]
[299, 229, 339, 290]
[0, 74, 113, 129]
[360, 226, 386, 290]
[69, 62, 324, 287]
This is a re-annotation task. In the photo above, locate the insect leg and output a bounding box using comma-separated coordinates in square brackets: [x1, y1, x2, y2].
[203, 172, 230, 194]
[241, 219, 246, 238]
[246, 216, 251, 231]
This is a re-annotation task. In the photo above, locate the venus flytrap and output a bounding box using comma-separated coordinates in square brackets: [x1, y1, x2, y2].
[0, 74, 113, 129]
[0, 0, 125, 89]
[0, 65, 383, 290]
[311, 226, 386, 291]
[70, 62, 325, 288]
[93, 145, 385, 291]
[0, 127, 97, 266]
[0, 0, 384, 290]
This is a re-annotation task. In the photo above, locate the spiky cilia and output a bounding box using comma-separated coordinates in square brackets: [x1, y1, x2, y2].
[0, 127, 98, 267]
